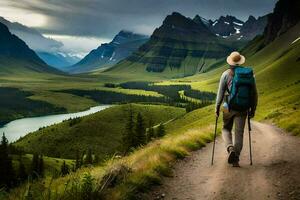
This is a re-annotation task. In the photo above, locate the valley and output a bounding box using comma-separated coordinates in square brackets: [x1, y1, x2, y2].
[0, 0, 299, 199]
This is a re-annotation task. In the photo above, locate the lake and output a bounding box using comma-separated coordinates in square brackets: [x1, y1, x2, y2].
[0, 105, 111, 142]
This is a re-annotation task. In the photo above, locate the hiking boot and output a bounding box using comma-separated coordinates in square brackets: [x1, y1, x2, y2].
[227, 146, 236, 164]
[232, 161, 240, 167]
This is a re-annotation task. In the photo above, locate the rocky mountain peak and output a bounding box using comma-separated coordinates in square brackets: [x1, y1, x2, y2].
[263, 0, 300, 45]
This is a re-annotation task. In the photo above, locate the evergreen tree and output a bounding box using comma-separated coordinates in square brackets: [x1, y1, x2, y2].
[156, 123, 166, 137]
[93, 154, 100, 164]
[84, 148, 93, 165]
[31, 153, 39, 179]
[80, 152, 85, 167]
[38, 155, 44, 178]
[122, 105, 135, 153]
[0, 133, 15, 188]
[60, 161, 69, 176]
[75, 150, 81, 170]
[135, 113, 146, 146]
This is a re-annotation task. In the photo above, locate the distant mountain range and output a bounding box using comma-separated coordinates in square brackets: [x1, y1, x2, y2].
[36, 51, 80, 69]
[194, 14, 268, 41]
[66, 30, 149, 74]
[0, 22, 60, 75]
[0, 17, 80, 69]
[0, 12, 269, 76]
[105, 12, 244, 77]
[76, 13, 267, 75]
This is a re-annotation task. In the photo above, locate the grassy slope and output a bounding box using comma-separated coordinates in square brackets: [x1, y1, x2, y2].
[8, 105, 215, 200]
[160, 23, 300, 135]
[103, 39, 244, 80]
[12, 154, 74, 177]
[14, 104, 185, 160]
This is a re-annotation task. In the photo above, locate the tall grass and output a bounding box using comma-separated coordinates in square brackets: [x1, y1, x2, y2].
[8, 116, 216, 199]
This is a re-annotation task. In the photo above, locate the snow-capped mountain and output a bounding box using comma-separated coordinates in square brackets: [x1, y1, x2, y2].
[194, 15, 268, 41]
[209, 15, 244, 38]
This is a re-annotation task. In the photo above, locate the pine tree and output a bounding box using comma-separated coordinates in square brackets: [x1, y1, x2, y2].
[156, 124, 166, 137]
[0, 133, 15, 188]
[60, 161, 69, 177]
[31, 153, 39, 179]
[38, 155, 44, 178]
[93, 154, 100, 164]
[135, 113, 146, 146]
[84, 148, 93, 165]
[122, 105, 135, 153]
[75, 150, 81, 170]
[80, 152, 85, 167]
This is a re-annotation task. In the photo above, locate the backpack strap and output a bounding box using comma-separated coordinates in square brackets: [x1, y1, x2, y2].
[226, 67, 235, 93]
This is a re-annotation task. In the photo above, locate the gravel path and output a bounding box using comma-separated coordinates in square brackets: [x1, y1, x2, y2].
[142, 121, 300, 200]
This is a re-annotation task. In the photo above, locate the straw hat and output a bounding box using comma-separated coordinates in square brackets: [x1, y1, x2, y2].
[226, 51, 245, 66]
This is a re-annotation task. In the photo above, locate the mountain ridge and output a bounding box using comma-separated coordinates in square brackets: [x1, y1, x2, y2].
[0, 22, 61, 75]
[0, 16, 80, 69]
[197, 14, 268, 41]
[105, 12, 242, 77]
[67, 30, 149, 74]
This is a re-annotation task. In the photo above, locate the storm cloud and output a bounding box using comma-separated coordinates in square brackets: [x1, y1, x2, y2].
[1, 0, 277, 38]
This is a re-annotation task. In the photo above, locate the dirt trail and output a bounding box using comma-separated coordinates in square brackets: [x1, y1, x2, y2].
[143, 121, 300, 200]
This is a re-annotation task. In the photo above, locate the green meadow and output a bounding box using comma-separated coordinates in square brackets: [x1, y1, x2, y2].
[14, 104, 185, 160]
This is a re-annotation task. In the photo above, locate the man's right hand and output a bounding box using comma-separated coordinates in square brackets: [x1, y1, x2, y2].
[249, 109, 255, 118]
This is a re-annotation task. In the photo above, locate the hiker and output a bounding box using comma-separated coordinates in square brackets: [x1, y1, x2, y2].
[215, 51, 258, 167]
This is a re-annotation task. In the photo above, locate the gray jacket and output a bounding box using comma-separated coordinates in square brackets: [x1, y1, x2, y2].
[215, 68, 258, 112]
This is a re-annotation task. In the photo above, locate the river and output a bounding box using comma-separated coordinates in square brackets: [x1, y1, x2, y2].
[0, 105, 111, 142]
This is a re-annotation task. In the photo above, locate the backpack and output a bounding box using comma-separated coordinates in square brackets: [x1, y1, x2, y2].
[228, 66, 255, 111]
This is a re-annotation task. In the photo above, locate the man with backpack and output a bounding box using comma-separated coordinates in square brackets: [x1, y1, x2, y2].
[215, 51, 258, 167]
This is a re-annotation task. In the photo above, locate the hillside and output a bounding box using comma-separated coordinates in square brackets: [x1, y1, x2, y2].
[67, 31, 149, 73]
[105, 12, 243, 79]
[14, 104, 185, 159]
[0, 17, 62, 53]
[0, 22, 61, 75]
[263, 0, 300, 45]
[178, 5, 300, 135]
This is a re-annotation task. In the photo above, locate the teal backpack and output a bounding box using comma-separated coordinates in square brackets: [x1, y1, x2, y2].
[228, 66, 255, 111]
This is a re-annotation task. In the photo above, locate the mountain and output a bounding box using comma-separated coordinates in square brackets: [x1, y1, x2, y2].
[0, 22, 60, 75]
[36, 52, 80, 70]
[263, 0, 300, 45]
[239, 15, 269, 40]
[197, 15, 268, 41]
[67, 30, 149, 74]
[209, 15, 244, 38]
[0, 17, 62, 52]
[0, 17, 80, 69]
[106, 12, 241, 78]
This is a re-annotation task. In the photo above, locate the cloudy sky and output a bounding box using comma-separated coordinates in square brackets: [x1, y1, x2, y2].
[0, 0, 277, 56]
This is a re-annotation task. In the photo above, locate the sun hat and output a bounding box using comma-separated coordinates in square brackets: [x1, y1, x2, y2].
[226, 51, 245, 66]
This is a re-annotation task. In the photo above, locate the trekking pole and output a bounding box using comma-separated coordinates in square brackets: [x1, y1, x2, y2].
[248, 112, 253, 165]
[211, 116, 218, 165]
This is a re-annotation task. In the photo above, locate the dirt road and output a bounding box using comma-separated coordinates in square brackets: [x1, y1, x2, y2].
[143, 121, 300, 200]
